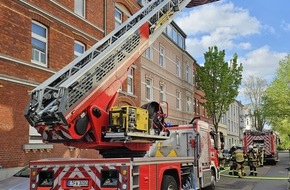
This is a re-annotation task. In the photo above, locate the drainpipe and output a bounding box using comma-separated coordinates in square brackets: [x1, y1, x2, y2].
[103, 0, 107, 37]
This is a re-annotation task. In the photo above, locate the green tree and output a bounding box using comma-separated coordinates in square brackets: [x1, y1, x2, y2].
[243, 76, 268, 131]
[196, 46, 243, 148]
[263, 54, 290, 149]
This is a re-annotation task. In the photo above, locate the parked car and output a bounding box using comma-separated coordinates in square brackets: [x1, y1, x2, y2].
[0, 166, 29, 190]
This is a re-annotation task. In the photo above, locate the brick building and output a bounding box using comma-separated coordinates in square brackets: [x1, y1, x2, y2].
[0, 0, 141, 176]
[0, 0, 212, 179]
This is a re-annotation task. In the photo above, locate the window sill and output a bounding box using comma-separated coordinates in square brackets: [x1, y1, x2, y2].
[23, 143, 53, 153]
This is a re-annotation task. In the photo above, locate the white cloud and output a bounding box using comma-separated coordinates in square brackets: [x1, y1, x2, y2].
[175, 2, 260, 36]
[237, 42, 251, 49]
[262, 25, 276, 34]
[281, 20, 290, 32]
[175, 1, 261, 60]
[239, 46, 287, 82]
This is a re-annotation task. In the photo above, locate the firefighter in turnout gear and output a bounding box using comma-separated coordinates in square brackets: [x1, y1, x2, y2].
[235, 147, 246, 178]
[258, 145, 264, 167]
[247, 145, 258, 176]
[229, 145, 237, 175]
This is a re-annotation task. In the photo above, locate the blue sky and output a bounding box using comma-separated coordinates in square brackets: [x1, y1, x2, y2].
[174, 0, 290, 104]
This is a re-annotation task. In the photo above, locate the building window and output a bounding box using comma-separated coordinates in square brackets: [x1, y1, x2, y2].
[186, 97, 191, 113]
[115, 8, 122, 28]
[29, 125, 42, 144]
[177, 33, 185, 49]
[145, 47, 151, 59]
[194, 98, 197, 113]
[186, 64, 191, 83]
[196, 99, 200, 115]
[127, 67, 134, 94]
[74, 41, 85, 59]
[31, 21, 48, 66]
[159, 45, 165, 67]
[193, 69, 196, 86]
[159, 84, 166, 101]
[176, 57, 181, 77]
[74, 0, 85, 17]
[172, 28, 178, 43]
[146, 78, 153, 100]
[166, 25, 173, 38]
[202, 106, 205, 116]
[176, 91, 181, 110]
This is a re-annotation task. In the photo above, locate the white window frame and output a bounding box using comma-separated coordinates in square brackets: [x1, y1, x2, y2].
[31, 21, 48, 67]
[176, 57, 181, 77]
[186, 97, 191, 113]
[172, 28, 178, 43]
[166, 25, 173, 38]
[193, 69, 196, 86]
[74, 40, 85, 59]
[159, 45, 165, 67]
[159, 84, 166, 102]
[145, 47, 151, 59]
[176, 91, 181, 110]
[146, 78, 153, 101]
[177, 33, 185, 49]
[196, 99, 200, 115]
[127, 67, 134, 94]
[74, 0, 85, 18]
[186, 64, 191, 83]
[194, 98, 197, 113]
[115, 8, 122, 28]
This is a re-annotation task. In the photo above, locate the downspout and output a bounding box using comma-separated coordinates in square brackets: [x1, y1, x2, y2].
[103, 0, 107, 37]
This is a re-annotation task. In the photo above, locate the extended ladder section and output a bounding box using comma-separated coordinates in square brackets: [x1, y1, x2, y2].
[25, 0, 191, 127]
[24, 0, 219, 147]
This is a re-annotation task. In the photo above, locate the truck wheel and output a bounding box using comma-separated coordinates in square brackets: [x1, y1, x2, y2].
[161, 175, 178, 190]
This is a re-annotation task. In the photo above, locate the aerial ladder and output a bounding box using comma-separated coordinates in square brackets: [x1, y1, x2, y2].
[25, 0, 219, 156]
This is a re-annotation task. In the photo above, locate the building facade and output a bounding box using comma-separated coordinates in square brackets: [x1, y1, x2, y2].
[220, 100, 244, 149]
[243, 103, 254, 131]
[141, 22, 195, 125]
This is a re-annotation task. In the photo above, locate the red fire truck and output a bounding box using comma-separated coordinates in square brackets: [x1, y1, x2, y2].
[243, 130, 280, 165]
[29, 119, 219, 190]
[24, 0, 220, 189]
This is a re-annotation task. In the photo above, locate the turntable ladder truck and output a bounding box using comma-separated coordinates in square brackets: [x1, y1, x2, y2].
[25, 0, 220, 189]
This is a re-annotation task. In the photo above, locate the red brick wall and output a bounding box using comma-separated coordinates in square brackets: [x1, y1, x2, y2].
[0, 0, 141, 168]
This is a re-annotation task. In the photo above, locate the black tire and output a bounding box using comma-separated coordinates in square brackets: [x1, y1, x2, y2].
[161, 175, 178, 190]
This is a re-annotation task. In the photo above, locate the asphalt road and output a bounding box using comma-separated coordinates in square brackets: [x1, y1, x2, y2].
[216, 151, 290, 190]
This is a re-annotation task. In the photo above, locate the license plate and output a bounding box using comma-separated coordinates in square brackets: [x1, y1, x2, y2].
[67, 179, 89, 187]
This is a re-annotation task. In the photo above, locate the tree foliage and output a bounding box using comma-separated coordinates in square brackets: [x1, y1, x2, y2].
[196, 46, 243, 147]
[243, 76, 268, 131]
[263, 54, 290, 149]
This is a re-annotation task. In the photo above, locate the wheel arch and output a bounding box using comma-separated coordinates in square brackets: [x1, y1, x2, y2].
[162, 169, 180, 189]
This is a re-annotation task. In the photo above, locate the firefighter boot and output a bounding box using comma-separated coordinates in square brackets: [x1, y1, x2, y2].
[234, 170, 238, 176]
[242, 169, 246, 176]
[249, 171, 253, 176]
[238, 170, 242, 178]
